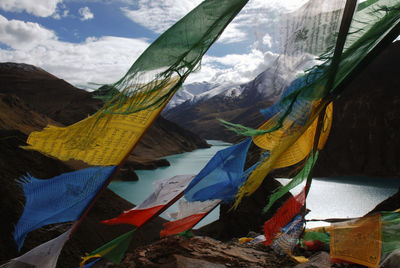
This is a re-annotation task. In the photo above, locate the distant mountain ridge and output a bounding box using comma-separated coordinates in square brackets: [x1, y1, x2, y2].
[163, 67, 286, 142]
[165, 64, 289, 112]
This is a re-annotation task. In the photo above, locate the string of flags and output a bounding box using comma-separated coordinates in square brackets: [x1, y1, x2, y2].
[4, 0, 400, 267]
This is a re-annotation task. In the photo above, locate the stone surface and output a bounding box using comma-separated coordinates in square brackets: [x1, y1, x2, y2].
[295, 252, 331, 268]
[124, 236, 296, 268]
[380, 250, 400, 268]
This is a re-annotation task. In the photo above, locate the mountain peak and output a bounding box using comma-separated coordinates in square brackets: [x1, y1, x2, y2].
[0, 62, 56, 78]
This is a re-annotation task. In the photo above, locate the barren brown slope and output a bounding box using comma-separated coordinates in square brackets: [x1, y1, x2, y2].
[0, 62, 103, 125]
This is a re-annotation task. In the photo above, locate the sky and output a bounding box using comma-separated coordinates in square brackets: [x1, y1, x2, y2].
[0, 0, 307, 89]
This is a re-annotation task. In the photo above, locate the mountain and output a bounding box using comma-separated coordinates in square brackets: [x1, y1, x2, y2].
[0, 62, 210, 171]
[163, 67, 286, 142]
[165, 81, 246, 111]
[0, 63, 103, 126]
[165, 41, 400, 178]
[313, 41, 400, 178]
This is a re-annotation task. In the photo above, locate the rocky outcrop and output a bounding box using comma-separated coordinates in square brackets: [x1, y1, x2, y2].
[313, 42, 400, 178]
[367, 187, 400, 215]
[121, 236, 296, 267]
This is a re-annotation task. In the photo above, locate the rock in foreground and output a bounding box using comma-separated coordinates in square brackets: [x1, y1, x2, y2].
[121, 236, 296, 268]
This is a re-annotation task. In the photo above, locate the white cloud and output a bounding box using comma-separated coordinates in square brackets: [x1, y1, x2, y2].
[262, 34, 272, 48]
[187, 49, 278, 85]
[0, 16, 149, 87]
[0, 15, 57, 49]
[78, 6, 94, 21]
[121, 0, 308, 45]
[53, 4, 69, 20]
[121, 0, 247, 43]
[0, 0, 63, 17]
[217, 22, 247, 44]
[121, 0, 202, 34]
[0, 0, 310, 90]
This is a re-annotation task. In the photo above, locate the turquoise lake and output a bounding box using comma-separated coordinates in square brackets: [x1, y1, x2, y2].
[108, 140, 400, 228]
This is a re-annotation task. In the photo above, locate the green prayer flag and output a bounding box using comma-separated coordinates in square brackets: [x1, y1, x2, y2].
[98, 0, 249, 115]
[263, 152, 318, 214]
[80, 229, 135, 266]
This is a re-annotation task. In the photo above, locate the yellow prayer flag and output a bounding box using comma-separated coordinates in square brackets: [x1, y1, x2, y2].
[330, 214, 382, 268]
[272, 102, 333, 169]
[23, 78, 178, 166]
[234, 100, 328, 208]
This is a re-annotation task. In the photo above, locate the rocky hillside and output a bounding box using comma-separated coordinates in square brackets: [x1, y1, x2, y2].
[313, 42, 400, 178]
[165, 42, 400, 178]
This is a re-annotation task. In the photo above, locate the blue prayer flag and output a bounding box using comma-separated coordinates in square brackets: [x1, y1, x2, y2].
[184, 138, 252, 202]
[14, 166, 116, 250]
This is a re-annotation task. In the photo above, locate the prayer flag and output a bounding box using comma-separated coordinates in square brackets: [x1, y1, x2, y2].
[160, 199, 220, 237]
[330, 214, 382, 268]
[79, 259, 100, 268]
[263, 152, 318, 214]
[272, 103, 332, 169]
[225, 0, 400, 208]
[102, 175, 194, 227]
[160, 139, 252, 237]
[2, 226, 72, 268]
[80, 230, 135, 267]
[263, 188, 306, 246]
[271, 215, 305, 255]
[184, 138, 252, 202]
[14, 166, 116, 250]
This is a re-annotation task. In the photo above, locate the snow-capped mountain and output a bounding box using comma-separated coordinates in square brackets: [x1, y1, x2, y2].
[166, 64, 290, 112]
[165, 81, 243, 110]
[163, 67, 289, 141]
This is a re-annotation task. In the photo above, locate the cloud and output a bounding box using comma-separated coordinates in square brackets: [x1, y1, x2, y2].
[120, 0, 307, 46]
[0, 15, 57, 49]
[121, 0, 202, 34]
[78, 6, 94, 21]
[0, 16, 149, 87]
[217, 22, 247, 44]
[0, 0, 309, 90]
[187, 49, 279, 85]
[0, 0, 63, 17]
[52, 4, 69, 20]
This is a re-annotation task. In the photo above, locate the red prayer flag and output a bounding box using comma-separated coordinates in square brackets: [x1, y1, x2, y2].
[263, 188, 306, 245]
[102, 175, 194, 227]
[160, 213, 207, 237]
[102, 205, 165, 227]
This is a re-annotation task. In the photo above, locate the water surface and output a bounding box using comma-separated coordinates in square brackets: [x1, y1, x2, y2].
[109, 141, 400, 229]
